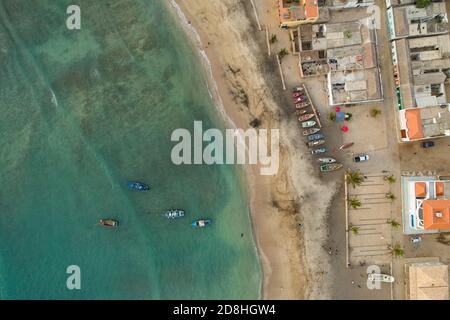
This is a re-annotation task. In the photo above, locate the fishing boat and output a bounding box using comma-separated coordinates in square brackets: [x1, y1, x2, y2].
[294, 96, 307, 103]
[302, 128, 320, 136]
[307, 133, 324, 142]
[293, 86, 305, 93]
[127, 181, 150, 191]
[99, 219, 119, 228]
[299, 113, 315, 122]
[320, 163, 343, 172]
[292, 92, 304, 98]
[297, 109, 308, 116]
[307, 139, 325, 147]
[339, 142, 354, 150]
[295, 102, 310, 109]
[163, 209, 185, 219]
[311, 147, 327, 155]
[191, 219, 212, 228]
[318, 157, 336, 164]
[367, 273, 395, 283]
[301, 120, 316, 128]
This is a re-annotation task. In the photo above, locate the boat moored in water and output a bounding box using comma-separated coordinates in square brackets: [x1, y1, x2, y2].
[163, 209, 185, 219]
[127, 181, 150, 191]
[99, 219, 119, 227]
[320, 163, 343, 172]
[191, 219, 212, 228]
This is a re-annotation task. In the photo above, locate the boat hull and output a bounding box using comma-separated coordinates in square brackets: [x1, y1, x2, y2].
[99, 219, 119, 227]
[320, 163, 343, 172]
[307, 139, 325, 147]
[299, 114, 315, 122]
[302, 128, 320, 136]
[301, 120, 316, 128]
[163, 210, 185, 219]
[127, 181, 150, 191]
[191, 219, 212, 228]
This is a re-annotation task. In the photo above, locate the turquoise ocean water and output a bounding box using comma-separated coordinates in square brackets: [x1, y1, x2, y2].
[0, 0, 261, 299]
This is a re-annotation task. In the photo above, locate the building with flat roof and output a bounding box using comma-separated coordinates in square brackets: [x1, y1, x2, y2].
[278, 0, 320, 28]
[386, 2, 449, 40]
[401, 176, 450, 234]
[298, 19, 383, 104]
[405, 258, 449, 300]
[390, 34, 450, 141]
[385, 0, 414, 9]
[325, 0, 374, 9]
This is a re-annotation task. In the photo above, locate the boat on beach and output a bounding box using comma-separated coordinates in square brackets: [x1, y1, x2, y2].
[299, 113, 315, 122]
[99, 219, 119, 228]
[127, 181, 150, 191]
[293, 86, 305, 93]
[163, 209, 185, 219]
[311, 147, 327, 155]
[301, 120, 316, 128]
[320, 163, 343, 172]
[339, 142, 354, 150]
[191, 219, 212, 228]
[307, 139, 325, 147]
[307, 133, 324, 142]
[297, 109, 309, 116]
[302, 128, 320, 136]
[295, 102, 310, 109]
[368, 273, 395, 283]
[318, 157, 336, 164]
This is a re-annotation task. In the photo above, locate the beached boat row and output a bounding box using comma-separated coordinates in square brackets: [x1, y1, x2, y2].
[292, 85, 343, 173]
[99, 181, 212, 229]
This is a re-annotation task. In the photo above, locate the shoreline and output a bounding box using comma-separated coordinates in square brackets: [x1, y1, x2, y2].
[167, 0, 313, 299]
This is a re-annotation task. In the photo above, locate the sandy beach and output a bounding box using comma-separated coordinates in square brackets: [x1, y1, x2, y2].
[168, 0, 338, 299]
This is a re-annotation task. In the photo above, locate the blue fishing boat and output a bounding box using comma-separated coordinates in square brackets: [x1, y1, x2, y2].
[191, 219, 212, 228]
[127, 181, 150, 191]
[163, 209, 185, 219]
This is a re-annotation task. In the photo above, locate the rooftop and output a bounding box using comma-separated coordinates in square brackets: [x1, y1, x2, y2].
[406, 259, 449, 300]
[402, 176, 450, 234]
[387, 2, 449, 39]
[399, 105, 450, 141]
[278, 0, 319, 28]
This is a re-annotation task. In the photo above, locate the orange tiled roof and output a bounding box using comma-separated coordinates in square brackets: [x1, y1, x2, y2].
[423, 200, 450, 230]
[405, 109, 424, 140]
[415, 182, 427, 198]
[304, 0, 319, 19]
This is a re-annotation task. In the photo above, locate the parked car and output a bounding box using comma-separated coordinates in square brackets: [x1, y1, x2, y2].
[421, 141, 435, 148]
[353, 154, 370, 163]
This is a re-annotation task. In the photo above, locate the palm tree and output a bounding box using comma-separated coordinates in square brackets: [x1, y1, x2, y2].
[386, 192, 396, 201]
[346, 169, 364, 188]
[370, 108, 382, 118]
[387, 219, 401, 228]
[347, 197, 362, 209]
[348, 224, 360, 235]
[416, 0, 431, 8]
[384, 175, 396, 184]
[270, 34, 277, 44]
[278, 48, 289, 60]
[390, 244, 405, 257]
